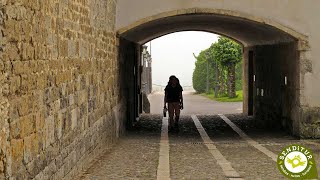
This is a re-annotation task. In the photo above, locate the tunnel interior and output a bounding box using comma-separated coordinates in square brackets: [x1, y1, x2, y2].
[118, 13, 301, 136]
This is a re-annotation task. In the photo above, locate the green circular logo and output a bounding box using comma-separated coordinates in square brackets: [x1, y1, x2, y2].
[277, 144, 318, 179]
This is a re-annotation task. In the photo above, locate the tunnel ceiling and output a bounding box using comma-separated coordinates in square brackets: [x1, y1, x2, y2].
[119, 14, 296, 46]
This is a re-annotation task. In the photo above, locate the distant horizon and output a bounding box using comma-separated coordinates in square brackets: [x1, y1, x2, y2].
[145, 31, 219, 87]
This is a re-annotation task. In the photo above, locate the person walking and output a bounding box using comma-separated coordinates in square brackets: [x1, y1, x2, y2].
[164, 75, 183, 132]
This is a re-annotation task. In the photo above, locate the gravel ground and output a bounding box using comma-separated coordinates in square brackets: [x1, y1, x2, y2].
[198, 115, 244, 143]
[198, 115, 286, 179]
[77, 115, 162, 180]
[225, 114, 298, 143]
[169, 116, 227, 179]
[224, 114, 320, 179]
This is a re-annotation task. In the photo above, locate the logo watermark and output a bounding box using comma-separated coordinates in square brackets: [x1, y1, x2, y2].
[277, 144, 318, 179]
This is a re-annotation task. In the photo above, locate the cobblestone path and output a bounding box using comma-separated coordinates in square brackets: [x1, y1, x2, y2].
[169, 116, 227, 179]
[76, 114, 320, 180]
[77, 115, 162, 179]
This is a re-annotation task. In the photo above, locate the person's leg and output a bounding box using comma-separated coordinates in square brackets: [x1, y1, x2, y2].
[168, 103, 175, 130]
[173, 102, 181, 128]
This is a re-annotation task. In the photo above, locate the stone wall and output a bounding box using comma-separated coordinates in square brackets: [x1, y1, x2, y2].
[1, 0, 124, 179]
[300, 107, 320, 138]
[253, 42, 300, 135]
[0, 1, 10, 179]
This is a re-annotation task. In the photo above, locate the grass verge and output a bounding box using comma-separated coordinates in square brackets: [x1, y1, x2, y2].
[201, 90, 243, 102]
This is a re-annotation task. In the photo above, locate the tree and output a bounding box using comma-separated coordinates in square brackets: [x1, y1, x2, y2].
[192, 50, 215, 93]
[212, 37, 242, 98]
[192, 36, 242, 97]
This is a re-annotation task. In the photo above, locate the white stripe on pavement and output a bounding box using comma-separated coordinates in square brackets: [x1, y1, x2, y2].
[218, 114, 277, 162]
[303, 140, 320, 149]
[191, 115, 243, 179]
[157, 117, 170, 180]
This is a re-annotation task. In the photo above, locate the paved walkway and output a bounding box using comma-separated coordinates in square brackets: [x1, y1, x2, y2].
[76, 114, 320, 179]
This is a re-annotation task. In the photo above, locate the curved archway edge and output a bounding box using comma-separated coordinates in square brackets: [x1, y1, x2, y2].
[117, 8, 308, 43]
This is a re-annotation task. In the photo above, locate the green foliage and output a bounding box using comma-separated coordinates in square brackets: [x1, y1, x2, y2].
[201, 90, 243, 102]
[192, 36, 243, 95]
[192, 51, 207, 93]
[192, 50, 216, 93]
[235, 61, 243, 91]
[212, 37, 242, 66]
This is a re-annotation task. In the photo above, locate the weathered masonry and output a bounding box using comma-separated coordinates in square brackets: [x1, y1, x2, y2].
[1, 0, 320, 179]
[0, 0, 124, 179]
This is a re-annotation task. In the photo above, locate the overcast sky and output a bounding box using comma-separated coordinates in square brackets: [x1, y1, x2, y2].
[146, 31, 219, 87]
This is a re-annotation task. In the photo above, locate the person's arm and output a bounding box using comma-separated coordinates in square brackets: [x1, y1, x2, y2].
[180, 91, 183, 109]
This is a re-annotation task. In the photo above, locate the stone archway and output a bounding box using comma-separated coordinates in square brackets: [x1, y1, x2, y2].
[116, 8, 314, 138]
[117, 8, 307, 40]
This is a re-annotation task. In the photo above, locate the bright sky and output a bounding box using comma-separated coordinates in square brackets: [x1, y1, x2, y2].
[146, 31, 219, 87]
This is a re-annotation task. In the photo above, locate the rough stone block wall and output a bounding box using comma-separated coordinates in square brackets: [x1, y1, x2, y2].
[0, 1, 10, 179]
[300, 107, 320, 138]
[1, 0, 124, 179]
